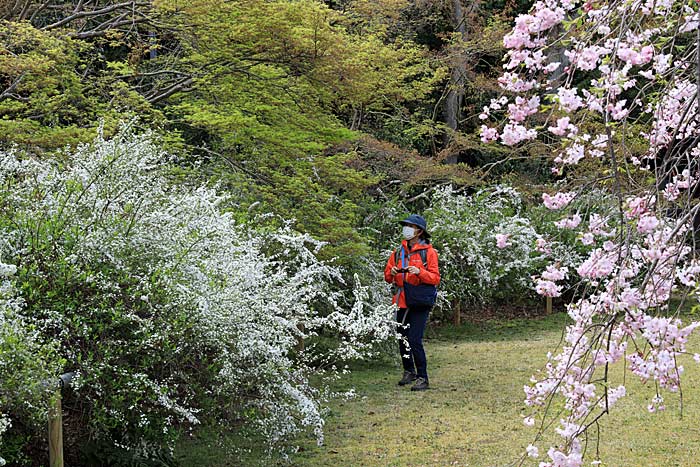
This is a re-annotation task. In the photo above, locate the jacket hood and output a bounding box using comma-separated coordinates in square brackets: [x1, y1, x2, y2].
[401, 239, 431, 250]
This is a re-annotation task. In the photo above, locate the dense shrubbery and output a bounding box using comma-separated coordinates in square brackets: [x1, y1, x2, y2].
[425, 186, 545, 312]
[364, 185, 590, 319]
[422, 185, 602, 317]
[0, 128, 394, 464]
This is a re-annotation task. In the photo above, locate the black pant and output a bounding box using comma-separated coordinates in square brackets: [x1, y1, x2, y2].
[397, 305, 430, 380]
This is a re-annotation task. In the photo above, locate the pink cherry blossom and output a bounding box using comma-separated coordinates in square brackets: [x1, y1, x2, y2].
[554, 214, 582, 229]
[542, 191, 576, 210]
[507, 96, 540, 122]
[556, 88, 584, 112]
[482, 0, 700, 461]
[547, 117, 578, 137]
[576, 249, 615, 279]
[637, 215, 659, 233]
[480, 125, 499, 143]
[580, 232, 595, 245]
[536, 279, 562, 297]
[495, 233, 511, 249]
[500, 123, 537, 146]
[527, 444, 539, 458]
[536, 237, 552, 254]
[625, 196, 655, 219]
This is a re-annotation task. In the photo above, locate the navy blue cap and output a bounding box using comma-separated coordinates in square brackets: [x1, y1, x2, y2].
[399, 214, 430, 237]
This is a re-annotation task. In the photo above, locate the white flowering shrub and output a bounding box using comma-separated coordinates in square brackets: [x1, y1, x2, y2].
[0, 128, 394, 463]
[0, 258, 62, 466]
[424, 185, 545, 312]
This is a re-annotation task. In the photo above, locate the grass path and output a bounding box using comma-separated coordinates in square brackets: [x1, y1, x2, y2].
[178, 313, 700, 466]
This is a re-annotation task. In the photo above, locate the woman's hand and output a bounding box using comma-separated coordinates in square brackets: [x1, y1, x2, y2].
[390, 266, 399, 275]
[407, 266, 420, 274]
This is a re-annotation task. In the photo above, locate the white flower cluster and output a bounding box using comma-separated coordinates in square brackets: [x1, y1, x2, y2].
[0, 127, 394, 457]
[425, 185, 546, 308]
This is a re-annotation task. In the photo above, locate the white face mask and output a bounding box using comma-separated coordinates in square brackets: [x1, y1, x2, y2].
[402, 225, 416, 240]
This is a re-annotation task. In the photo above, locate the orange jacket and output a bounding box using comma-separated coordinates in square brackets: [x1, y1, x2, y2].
[384, 240, 440, 309]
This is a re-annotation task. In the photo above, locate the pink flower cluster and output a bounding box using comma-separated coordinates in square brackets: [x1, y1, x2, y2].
[547, 117, 577, 137]
[663, 169, 695, 201]
[508, 96, 540, 122]
[647, 80, 698, 151]
[616, 43, 654, 66]
[554, 214, 581, 229]
[637, 214, 659, 233]
[534, 265, 569, 297]
[556, 88, 584, 112]
[576, 248, 615, 280]
[625, 195, 655, 219]
[553, 143, 585, 166]
[495, 233, 511, 249]
[542, 191, 575, 210]
[588, 213, 612, 236]
[535, 236, 552, 254]
[565, 45, 610, 71]
[480, 125, 499, 143]
[500, 123, 537, 146]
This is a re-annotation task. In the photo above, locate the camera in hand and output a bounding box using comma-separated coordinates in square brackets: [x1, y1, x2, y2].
[396, 268, 410, 273]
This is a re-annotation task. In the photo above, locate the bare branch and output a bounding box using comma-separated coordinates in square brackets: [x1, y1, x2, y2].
[41, 1, 150, 31]
[145, 76, 194, 104]
[0, 72, 27, 101]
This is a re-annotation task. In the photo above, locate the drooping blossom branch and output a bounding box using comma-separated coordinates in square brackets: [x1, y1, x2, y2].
[481, 0, 700, 464]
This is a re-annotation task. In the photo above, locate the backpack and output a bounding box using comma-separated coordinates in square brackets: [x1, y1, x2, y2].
[394, 245, 438, 307]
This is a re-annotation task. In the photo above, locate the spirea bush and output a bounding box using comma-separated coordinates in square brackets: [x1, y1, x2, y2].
[425, 185, 546, 312]
[0, 128, 395, 464]
[0, 260, 63, 466]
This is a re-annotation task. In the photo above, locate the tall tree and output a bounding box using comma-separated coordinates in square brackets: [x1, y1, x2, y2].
[442, 0, 470, 163]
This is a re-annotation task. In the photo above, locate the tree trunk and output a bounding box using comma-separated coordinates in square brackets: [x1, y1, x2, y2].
[443, 0, 469, 163]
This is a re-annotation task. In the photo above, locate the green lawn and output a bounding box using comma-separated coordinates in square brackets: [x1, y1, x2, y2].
[177, 313, 700, 466]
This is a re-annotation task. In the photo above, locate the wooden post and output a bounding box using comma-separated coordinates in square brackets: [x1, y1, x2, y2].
[48, 390, 63, 467]
[452, 300, 461, 326]
[546, 296, 553, 315]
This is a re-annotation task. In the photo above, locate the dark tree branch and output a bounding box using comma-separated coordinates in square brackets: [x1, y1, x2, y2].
[28, 1, 51, 22]
[146, 76, 194, 104]
[0, 72, 27, 101]
[41, 1, 149, 30]
[72, 17, 148, 39]
[18, 0, 32, 20]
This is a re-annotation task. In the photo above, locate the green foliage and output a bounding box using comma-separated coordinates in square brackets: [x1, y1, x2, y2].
[0, 263, 64, 466]
[154, 0, 441, 263]
[0, 21, 160, 150]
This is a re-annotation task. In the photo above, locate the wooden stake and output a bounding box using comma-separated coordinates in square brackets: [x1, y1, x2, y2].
[48, 390, 63, 467]
[546, 296, 553, 315]
[453, 300, 461, 326]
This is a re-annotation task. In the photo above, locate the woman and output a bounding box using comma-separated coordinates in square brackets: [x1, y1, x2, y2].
[384, 214, 440, 391]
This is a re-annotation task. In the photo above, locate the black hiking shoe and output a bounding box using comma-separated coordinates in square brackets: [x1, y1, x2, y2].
[398, 371, 417, 386]
[410, 377, 429, 391]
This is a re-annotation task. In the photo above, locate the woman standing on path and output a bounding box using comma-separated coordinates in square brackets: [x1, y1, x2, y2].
[384, 214, 440, 391]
